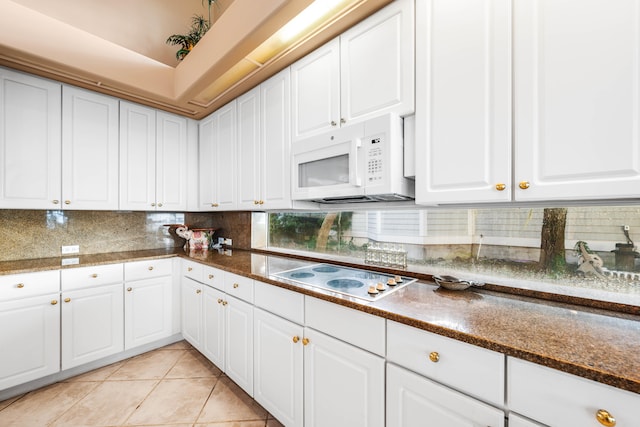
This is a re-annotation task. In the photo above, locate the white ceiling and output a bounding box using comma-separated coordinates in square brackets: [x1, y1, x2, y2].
[0, 0, 391, 119]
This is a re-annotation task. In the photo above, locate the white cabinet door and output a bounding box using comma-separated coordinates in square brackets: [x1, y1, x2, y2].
[124, 275, 173, 350]
[0, 68, 61, 209]
[61, 283, 124, 369]
[261, 68, 292, 210]
[225, 294, 253, 396]
[304, 327, 385, 427]
[156, 111, 188, 211]
[387, 364, 505, 427]
[291, 37, 340, 141]
[181, 277, 203, 350]
[340, 0, 414, 125]
[254, 308, 303, 427]
[237, 86, 261, 210]
[415, 0, 512, 204]
[0, 294, 60, 390]
[62, 86, 119, 210]
[198, 100, 237, 210]
[514, 0, 640, 201]
[119, 101, 156, 211]
[202, 285, 225, 369]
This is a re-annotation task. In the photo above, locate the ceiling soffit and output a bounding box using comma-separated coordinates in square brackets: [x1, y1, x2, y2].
[0, 0, 392, 119]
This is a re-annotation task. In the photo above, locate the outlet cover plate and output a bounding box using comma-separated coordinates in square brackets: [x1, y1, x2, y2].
[61, 245, 79, 254]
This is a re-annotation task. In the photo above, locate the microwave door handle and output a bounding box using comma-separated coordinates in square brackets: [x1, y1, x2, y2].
[354, 137, 362, 187]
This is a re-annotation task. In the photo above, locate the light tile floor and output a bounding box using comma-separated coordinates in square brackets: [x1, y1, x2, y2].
[0, 341, 284, 427]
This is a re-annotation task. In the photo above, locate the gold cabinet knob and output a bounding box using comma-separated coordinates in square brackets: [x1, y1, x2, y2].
[302, 338, 310, 346]
[293, 336, 300, 343]
[148, 266, 154, 271]
[495, 183, 506, 191]
[222, 300, 228, 306]
[151, 203, 156, 207]
[259, 200, 264, 205]
[90, 273, 98, 278]
[233, 283, 239, 289]
[596, 409, 616, 427]
[211, 203, 219, 207]
[208, 274, 214, 279]
[64, 297, 71, 303]
[16, 283, 24, 289]
[158, 203, 163, 207]
[51, 299, 58, 305]
[340, 118, 346, 124]
[64, 200, 71, 205]
[254, 200, 259, 205]
[196, 289, 202, 294]
[52, 200, 60, 205]
[187, 267, 193, 272]
[127, 287, 132, 292]
[330, 120, 337, 126]
[217, 298, 223, 304]
[429, 351, 440, 363]
[519, 181, 530, 190]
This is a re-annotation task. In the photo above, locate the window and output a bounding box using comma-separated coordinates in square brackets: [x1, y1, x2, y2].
[258, 206, 640, 307]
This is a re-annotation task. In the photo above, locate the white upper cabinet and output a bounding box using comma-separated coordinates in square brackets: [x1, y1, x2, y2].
[291, 0, 414, 141]
[62, 86, 119, 210]
[0, 68, 62, 209]
[415, 0, 512, 204]
[199, 100, 237, 210]
[237, 68, 292, 210]
[514, 0, 640, 201]
[120, 102, 188, 211]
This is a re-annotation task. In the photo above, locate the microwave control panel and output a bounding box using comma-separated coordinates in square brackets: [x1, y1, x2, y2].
[366, 134, 384, 183]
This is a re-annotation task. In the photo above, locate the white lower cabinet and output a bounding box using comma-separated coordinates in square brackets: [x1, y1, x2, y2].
[181, 277, 203, 350]
[387, 363, 504, 427]
[225, 294, 254, 396]
[61, 283, 124, 370]
[254, 307, 304, 427]
[303, 326, 385, 427]
[202, 284, 225, 368]
[508, 357, 640, 427]
[508, 414, 545, 427]
[124, 259, 174, 350]
[0, 293, 60, 390]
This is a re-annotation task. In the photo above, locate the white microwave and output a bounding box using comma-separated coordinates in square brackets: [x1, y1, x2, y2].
[292, 113, 414, 203]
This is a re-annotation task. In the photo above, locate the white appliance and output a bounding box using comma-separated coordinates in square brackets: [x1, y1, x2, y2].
[292, 113, 414, 203]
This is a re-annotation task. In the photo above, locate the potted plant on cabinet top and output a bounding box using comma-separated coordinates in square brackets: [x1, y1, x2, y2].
[166, 0, 219, 61]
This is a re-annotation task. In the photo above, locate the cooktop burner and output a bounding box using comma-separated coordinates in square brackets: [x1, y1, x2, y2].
[271, 263, 417, 302]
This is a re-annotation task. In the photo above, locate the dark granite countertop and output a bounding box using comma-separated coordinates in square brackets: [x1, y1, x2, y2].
[1, 247, 639, 395]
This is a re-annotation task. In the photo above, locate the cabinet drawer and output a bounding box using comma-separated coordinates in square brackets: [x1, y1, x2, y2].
[508, 357, 640, 427]
[254, 280, 304, 325]
[387, 320, 504, 407]
[305, 296, 385, 356]
[224, 272, 254, 303]
[0, 270, 60, 300]
[203, 265, 224, 291]
[182, 260, 203, 282]
[124, 258, 172, 281]
[61, 263, 123, 291]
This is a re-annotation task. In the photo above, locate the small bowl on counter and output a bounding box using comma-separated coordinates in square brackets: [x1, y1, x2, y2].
[432, 275, 484, 291]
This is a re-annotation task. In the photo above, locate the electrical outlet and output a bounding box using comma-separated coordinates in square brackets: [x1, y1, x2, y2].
[218, 237, 225, 244]
[624, 225, 630, 231]
[61, 245, 79, 255]
[224, 238, 232, 246]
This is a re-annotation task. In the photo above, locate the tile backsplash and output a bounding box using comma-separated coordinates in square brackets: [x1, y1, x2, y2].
[0, 210, 252, 262]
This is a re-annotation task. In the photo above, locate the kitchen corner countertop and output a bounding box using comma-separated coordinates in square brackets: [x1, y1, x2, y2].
[1, 247, 639, 394]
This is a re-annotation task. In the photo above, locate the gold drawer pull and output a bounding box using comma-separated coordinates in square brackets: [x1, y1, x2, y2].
[495, 183, 506, 191]
[51, 299, 58, 305]
[64, 297, 71, 303]
[302, 338, 310, 346]
[293, 336, 300, 343]
[187, 267, 193, 272]
[52, 199, 60, 205]
[233, 283, 239, 289]
[217, 298, 223, 304]
[429, 351, 440, 363]
[596, 409, 616, 427]
[127, 287, 132, 292]
[519, 181, 530, 190]
[208, 274, 214, 279]
[148, 266, 154, 271]
[90, 274, 98, 278]
[16, 283, 25, 289]
[196, 289, 202, 294]
[64, 200, 71, 205]
[222, 300, 228, 306]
